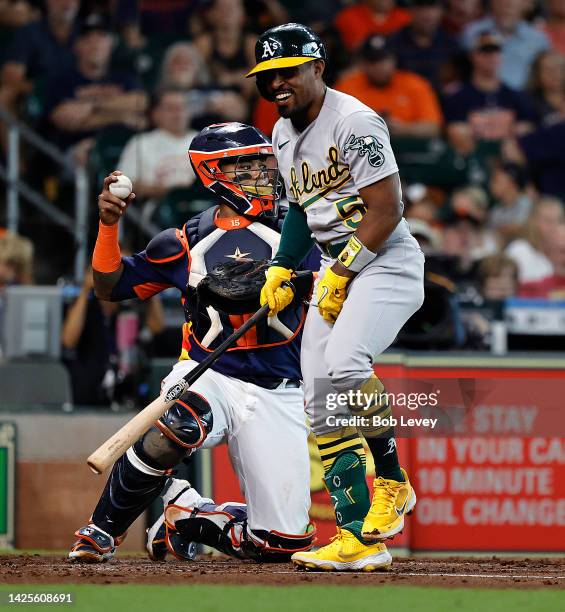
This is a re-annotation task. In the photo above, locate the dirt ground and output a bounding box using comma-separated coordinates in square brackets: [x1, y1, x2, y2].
[1, 554, 564, 589]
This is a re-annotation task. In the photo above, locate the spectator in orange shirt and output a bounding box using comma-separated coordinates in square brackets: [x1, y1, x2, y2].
[335, 0, 411, 51]
[335, 35, 442, 138]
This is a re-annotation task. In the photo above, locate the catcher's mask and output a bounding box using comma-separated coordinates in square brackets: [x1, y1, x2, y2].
[189, 122, 281, 218]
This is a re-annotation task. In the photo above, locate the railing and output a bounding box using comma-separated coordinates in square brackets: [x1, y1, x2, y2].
[0, 105, 89, 282]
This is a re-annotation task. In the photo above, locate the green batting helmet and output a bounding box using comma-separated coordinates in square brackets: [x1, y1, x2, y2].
[246, 23, 326, 77]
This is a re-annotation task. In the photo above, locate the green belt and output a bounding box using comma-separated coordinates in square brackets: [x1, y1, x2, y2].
[317, 239, 348, 259]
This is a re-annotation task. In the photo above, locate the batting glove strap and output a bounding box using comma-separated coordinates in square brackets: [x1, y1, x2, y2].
[317, 267, 351, 323]
[337, 235, 377, 273]
[260, 265, 294, 316]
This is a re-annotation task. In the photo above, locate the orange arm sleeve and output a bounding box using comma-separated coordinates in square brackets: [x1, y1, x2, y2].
[92, 221, 121, 273]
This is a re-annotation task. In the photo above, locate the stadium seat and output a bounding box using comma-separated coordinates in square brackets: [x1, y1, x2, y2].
[0, 359, 73, 408]
[394, 137, 499, 190]
[153, 184, 217, 229]
[110, 33, 180, 92]
[89, 124, 137, 182]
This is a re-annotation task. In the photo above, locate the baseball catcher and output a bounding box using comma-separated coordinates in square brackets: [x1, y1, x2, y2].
[68, 122, 318, 563]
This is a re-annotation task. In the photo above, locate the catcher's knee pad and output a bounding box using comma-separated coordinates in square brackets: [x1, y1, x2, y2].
[157, 390, 213, 450]
[135, 391, 213, 470]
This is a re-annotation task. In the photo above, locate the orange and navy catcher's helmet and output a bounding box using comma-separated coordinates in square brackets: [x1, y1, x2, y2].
[188, 122, 281, 218]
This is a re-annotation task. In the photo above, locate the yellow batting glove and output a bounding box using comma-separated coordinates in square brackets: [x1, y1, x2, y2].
[260, 266, 295, 316]
[317, 267, 351, 324]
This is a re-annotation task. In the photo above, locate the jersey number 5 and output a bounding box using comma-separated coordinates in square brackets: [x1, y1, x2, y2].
[335, 196, 367, 230]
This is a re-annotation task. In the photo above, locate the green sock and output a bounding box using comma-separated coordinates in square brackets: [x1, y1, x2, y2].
[366, 436, 404, 482]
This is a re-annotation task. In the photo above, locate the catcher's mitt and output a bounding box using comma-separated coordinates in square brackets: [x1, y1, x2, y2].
[197, 259, 270, 314]
[197, 259, 313, 315]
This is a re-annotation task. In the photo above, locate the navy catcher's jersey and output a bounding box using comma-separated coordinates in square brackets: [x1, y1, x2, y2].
[111, 206, 319, 383]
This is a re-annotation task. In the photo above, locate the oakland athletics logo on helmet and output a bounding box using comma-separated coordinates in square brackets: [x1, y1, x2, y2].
[262, 38, 281, 58]
[343, 134, 385, 168]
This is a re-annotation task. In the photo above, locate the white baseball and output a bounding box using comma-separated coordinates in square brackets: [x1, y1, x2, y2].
[109, 175, 133, 199]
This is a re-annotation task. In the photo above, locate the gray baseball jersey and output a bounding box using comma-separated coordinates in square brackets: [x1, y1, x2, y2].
[272, 87, 411, 245]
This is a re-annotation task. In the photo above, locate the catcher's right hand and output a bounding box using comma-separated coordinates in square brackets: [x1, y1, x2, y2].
[260, 266, 294, 316]
[99, 171, 135, 226]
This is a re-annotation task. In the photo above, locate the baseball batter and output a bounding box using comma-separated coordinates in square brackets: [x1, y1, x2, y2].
[68, 123, 317, 563]
[248, 24, 425, 571]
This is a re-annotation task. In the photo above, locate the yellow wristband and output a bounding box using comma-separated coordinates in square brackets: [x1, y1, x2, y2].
[337, 235, 376, 272]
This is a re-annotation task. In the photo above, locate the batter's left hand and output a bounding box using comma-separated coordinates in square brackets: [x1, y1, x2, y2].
[260, 265, 294, 316]
[317, 267, 351, 323]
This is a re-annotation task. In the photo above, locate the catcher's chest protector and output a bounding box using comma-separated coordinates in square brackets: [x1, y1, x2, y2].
[182, 208, 307, 355]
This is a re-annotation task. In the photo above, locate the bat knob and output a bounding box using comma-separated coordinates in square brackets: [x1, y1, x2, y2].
[87, 460, 103, 475]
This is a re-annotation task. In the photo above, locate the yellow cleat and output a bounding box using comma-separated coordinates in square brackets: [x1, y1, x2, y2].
[362, 468, 416, 541]
[291, 527, 392, 572]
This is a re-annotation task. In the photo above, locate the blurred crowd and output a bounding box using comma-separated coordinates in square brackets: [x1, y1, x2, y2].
[1, 0, 565, 402]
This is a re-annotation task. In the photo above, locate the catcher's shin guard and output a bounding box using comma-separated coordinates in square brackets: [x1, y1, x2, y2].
[242, 525, 316, 562]
[68, 524, 126, 563]
[91, 447, 168, 537]
[90, 388, 213, 540]
[146, 478, 209, 561]
[164, 499, 315, 562]
[146, 516, 197, 562]
[165, 501, 249, 559]
[146, 515, 168, 561]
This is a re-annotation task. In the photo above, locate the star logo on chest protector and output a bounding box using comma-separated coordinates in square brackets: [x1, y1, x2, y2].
[226, 246, 251, 260]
